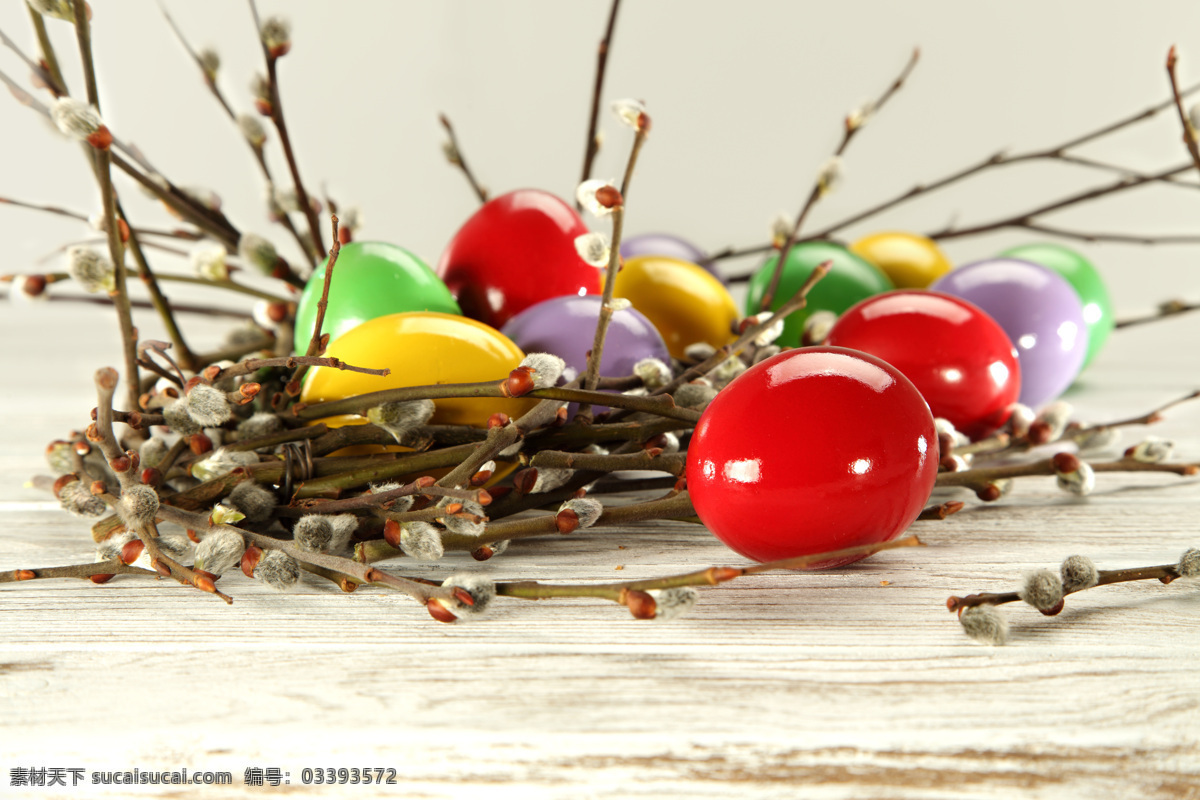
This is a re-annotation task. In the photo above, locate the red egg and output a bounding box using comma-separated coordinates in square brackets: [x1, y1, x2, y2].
[825, 291, 1020, 440]
[686, 347, 938, 567]
[437, 189, 601, 329]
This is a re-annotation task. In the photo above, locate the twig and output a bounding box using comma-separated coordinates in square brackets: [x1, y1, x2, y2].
[26, 6, 66, 95]
[758, 48, 919, 311]
[494, 536, 923, 601]
[936, 456, 1199, 491]
[159, 1, 314, 265]
[1166, 46, 1200, 178]
[214, 354, 389, 382]
[709, 80, 1200, 264]
[0, 559, 153, 585]
[91, 368, 232, 602]
[1116, 299, 1200, 329]
[293, 380, 701, 424]
[71, 0, 140, 411]
[249, 0, 324, 257]
[530, 449, 686, 476]
[947, 555, 1192, 614]
[1014, 220, 1200, 246]
[577, 0, 623, 207]
[927, 162, 1194, 241]
[154, 504, 451, 606]
[286, 215, 341, 392]
[439, 114, 488, 203]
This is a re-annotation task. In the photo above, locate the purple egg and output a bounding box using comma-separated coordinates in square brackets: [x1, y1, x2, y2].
[620, 233, 724, 284]
[501, 294, 671, 416]
[931, 258, 1087, 409]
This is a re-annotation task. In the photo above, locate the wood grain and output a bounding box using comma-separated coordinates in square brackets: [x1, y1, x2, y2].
[1, 302, 1198, 798]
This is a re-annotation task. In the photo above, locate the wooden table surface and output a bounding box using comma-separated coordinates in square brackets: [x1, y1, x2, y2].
[1, 300, 1198, 799]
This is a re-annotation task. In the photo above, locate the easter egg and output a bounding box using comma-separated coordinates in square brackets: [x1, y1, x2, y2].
[502, 294, 670, 414]
[293, 241, 460, 353]
[826, 291, 1021, 439]
[687, 347, 938, 567]
[300, 312, 536, 431]
[620, 233, 723, 283]
[437, 189, 600, 329]
[745, 241, 894, 348]
[849, 231, 953, 288]
[998, 243, 1113, 368]
[611, 255, 739, 359]
[931, 259, 1087, 409]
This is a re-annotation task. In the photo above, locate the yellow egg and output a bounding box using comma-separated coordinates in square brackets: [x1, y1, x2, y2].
[611, 256, 739, 359]
[300, 312, 536, 450]
[849, 231, 952, 289]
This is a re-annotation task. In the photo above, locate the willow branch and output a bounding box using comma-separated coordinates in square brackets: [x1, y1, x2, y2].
[758, 48, 918, 311]
[1167, 46, 1200, 178]
[577, 0, 622, 205]
[439, 113, 488, 203]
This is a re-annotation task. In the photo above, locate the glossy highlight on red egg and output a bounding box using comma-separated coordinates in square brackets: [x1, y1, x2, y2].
[437, 189, 600, 329]
[686, 347, 938, 567]
[825, 290, 1021, 440]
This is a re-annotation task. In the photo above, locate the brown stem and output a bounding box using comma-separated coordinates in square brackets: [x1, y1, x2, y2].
[936, 456, 1199, 490]
[576, 202, 626, 422]
[288, 215, 341, 391]
[758, 48, 919, 311]
[92, 368, 232, 602]
[159, 2, 314, 265]
[71, 1, 140, 411]
[927, 162, 1193, 241]
[1116, 300, 1200, 329]
[215, 354, 389, 382]
[918, 501, 965, 521]
[495, 536, 922, 601]
[439, 113, 488, 203]
[155, 504, 448, 605]
[250, 0, 324, 257]
[577, 0, 623, 207]
[26, 7, 67, 95]
[294, 381, 700, 424]
[0, 559, 153, 585]
[1014, 220, 1200, 246]
[530, 449, 686, 476]
[711, 80, 1200, 264]
[947, 561, 1185, 613]
[1166, 46, 1200, 179]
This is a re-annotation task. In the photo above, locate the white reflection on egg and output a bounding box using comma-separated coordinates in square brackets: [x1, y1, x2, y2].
[849, 458, 872, 475]
[942, 367, 963, 384]
[988, 360, 1010, 388]
[702, 460, 715, 480]
[1018, 333, 1037, 350]
[1083, 303, 1102, 325]
[723, 459, 761, 484]
[917, 435, 928, 468]
[487, 287, 506, 313]
[1057, 321, 1079, 352]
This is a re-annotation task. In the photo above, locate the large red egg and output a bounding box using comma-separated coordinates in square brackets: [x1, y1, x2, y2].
[686, 347, 938, 567]
[825, 291, 1020, 440]
[437, 189, 601, 329]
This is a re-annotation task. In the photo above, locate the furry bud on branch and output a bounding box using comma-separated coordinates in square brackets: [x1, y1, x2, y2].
[958, 605, 1008, 645]
[1019, 569, 1065, 615]
[367, 399, 435, 443]
[66, 246, 114, 293]
[193, 529, 245, 576]
[51, 97, 111, 150]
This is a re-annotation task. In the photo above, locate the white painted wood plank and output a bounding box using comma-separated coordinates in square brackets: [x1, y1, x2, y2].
[1, 302, 1199, 798]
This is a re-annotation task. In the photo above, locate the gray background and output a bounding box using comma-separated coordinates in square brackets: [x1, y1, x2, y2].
[3, 1, 1199, 322]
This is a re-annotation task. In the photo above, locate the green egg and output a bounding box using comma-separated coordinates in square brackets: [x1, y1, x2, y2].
[745, 241, 894, 347]
[999, 243, 1113, 368]
[294, 241, 461, 354]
